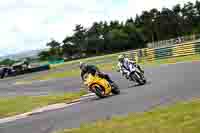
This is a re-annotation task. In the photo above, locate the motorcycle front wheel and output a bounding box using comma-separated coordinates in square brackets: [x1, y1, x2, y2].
[130, 71, 146, 85]
[92, 86, 105, 98]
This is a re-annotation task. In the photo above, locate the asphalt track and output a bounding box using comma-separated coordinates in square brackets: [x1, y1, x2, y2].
[0, 72, 83, 97]
[1, 61, 200, 133]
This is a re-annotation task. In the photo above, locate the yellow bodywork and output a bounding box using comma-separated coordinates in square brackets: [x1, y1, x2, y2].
[84, 74, 112, 96]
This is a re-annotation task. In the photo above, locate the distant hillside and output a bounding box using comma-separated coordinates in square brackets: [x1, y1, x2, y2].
[0, 49, 47, 60]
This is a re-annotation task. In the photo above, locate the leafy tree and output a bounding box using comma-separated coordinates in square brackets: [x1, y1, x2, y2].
[62, 43, 79, 58]
[38, 51, 50, 61]
[0, 59, 15, 66]
[46, 39, 62, 58]
[73, 24, 87, 52]
[40, 1, 200, 60]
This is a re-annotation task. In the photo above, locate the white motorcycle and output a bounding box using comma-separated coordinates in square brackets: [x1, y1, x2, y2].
[120, 63, 146, 85]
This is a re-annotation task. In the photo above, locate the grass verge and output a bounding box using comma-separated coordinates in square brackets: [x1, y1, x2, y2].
[0, 90, 86, 118]
[29, 62, 117, 81]
[49, 52, 122, 69]
[19, 54, 200, 82]
[57, 98, 200, 133]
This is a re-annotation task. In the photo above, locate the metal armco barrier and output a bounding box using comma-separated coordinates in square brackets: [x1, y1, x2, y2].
[130, 41, 200, 62]
[154, 46, 173, 59]
[195, 42, 200, 54]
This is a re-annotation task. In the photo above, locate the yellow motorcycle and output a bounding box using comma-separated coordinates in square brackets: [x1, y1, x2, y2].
[84, 73, 120, 98]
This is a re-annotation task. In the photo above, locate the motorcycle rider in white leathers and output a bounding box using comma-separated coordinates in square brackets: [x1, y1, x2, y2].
[117, 55, 144, 79]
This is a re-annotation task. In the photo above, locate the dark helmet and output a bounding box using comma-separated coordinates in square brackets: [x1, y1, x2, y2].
[79, 62, 86, 70]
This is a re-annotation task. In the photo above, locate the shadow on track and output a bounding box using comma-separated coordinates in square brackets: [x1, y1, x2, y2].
[128, 81, 151, 88]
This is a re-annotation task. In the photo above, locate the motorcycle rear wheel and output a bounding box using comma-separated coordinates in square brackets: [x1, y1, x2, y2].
[130, 71, 145, 85]
[110, 82, 120, 95]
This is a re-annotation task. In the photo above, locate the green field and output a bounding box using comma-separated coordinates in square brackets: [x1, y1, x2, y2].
[24, 54, 200, 82]
[57, 98, 200, 133]
[49, 52, 121, 69]
[33, 62, 116, 81]
[0, 91, 86, 118]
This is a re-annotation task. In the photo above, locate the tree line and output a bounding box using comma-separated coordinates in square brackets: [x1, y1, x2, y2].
[0, 59, 16, 66]
[39, 1, 200, 61]
[0, 58, 31, 67]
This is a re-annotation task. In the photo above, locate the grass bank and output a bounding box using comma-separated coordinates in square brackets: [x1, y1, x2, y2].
[0, 90, 86, 118]
[32, 54, 200, 81]
[27, 62, 116, 81]
[49, 53, 120, 70]
[57, 98, 200, 133]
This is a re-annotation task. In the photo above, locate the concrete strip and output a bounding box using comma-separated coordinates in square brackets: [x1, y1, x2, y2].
[0, 94, 96, 124]
[0, 112, 32, 124]
[29, 102, 80, 116]
[82, 93, 95, 97]
[29, 94, 96, 115]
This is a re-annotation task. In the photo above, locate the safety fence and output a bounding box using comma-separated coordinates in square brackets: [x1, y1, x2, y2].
[127, 41, 200, 63]
[147, 34, 200, 48]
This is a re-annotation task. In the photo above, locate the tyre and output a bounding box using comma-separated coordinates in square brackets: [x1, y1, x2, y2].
[112, 89, 120, 95]
[93, 86, 105, 98]
[111, 83, 120, 95]
[136, 71, 146, 85]
[140, 72, 147, 84]
[137, 71, 146, 85]
[131, 72, 145, 85]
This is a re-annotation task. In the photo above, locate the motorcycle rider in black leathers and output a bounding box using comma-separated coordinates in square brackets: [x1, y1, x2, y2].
[79, 62, 114, 84]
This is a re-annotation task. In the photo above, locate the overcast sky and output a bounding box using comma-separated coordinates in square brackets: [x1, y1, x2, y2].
[0, 0, 196, 56]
